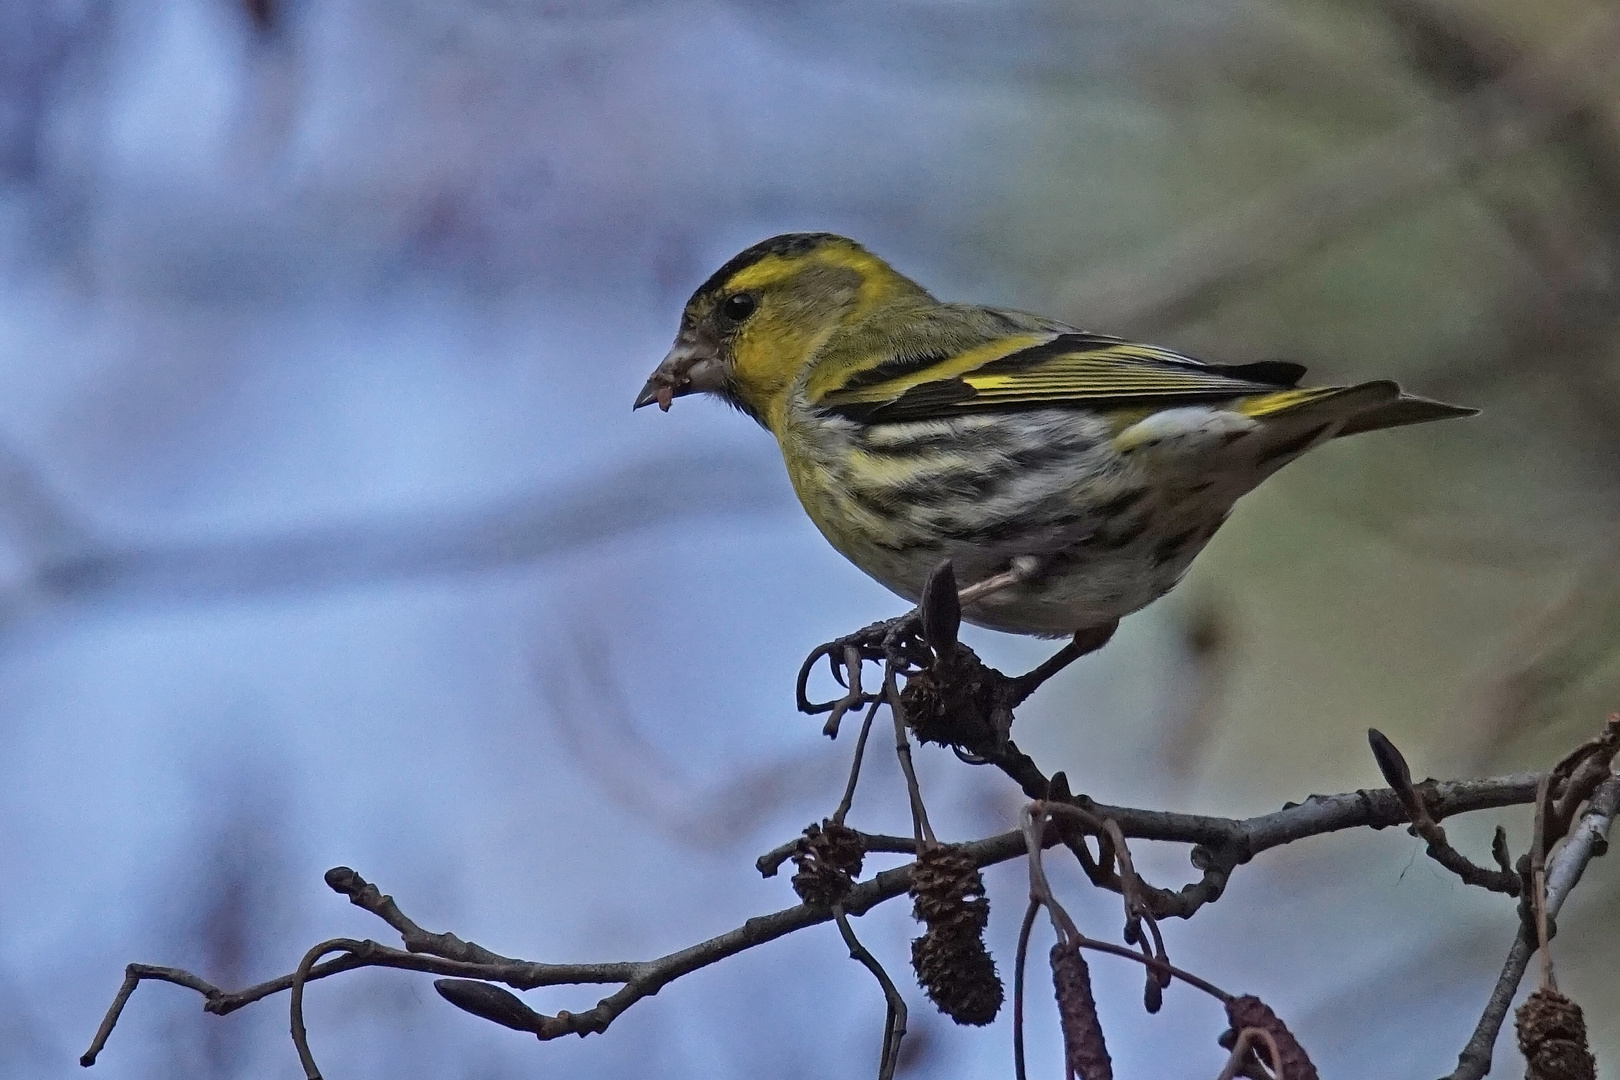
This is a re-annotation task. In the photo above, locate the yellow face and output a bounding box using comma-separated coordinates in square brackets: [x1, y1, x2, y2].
[633, 233, 929, 432]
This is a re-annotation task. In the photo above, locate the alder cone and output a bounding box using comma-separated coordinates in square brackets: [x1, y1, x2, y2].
[908, 844, 1002, 1025]
[1516, 988, 1596, 1080]
[790, 820, 865, 908]
[910, 930, 1002, 1026]
[909, 846, 990, 930]
[899, 644, 995, 748]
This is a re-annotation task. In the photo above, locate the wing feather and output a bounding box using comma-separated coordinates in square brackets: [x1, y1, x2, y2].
[818, 331, 1309, 424]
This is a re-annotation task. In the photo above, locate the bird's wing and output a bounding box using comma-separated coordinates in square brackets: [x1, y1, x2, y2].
[815, 331, 1318, 424]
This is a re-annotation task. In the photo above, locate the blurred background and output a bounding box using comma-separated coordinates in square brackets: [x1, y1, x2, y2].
[2, 0, 1618, 1076]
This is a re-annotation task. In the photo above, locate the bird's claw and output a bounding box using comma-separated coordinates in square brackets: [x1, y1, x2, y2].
[796, 610, 932, 725]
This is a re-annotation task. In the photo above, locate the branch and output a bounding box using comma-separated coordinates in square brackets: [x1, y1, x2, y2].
[979, 731, 1541, 919]
[82, 768, 1549, 1068]
[1368, 728, 1521, 894]
[1440, 773, 1620, 1080]
[833, 907, 907, 1080]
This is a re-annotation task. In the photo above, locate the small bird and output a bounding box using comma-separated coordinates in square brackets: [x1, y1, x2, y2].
[635, 232, 1474, 640]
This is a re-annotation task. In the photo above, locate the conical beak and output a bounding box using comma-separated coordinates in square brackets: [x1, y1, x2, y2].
[633, 341, 725, 412]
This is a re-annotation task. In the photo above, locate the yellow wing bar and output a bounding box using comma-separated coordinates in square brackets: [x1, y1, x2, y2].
[820, 333, 1307, 423]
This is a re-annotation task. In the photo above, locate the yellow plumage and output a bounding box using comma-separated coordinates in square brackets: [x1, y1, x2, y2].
[635, 233, 1475, 637]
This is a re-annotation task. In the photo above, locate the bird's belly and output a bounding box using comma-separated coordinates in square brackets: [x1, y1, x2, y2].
[784, 409, 1245, 637]
[845, 508, 1221, 636]
[958, 538, 1206, 635]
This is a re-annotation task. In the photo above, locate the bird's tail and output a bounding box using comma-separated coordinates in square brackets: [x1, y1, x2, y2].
[1240, 380, 1477, 437]
[1332, 387, 1478, 437]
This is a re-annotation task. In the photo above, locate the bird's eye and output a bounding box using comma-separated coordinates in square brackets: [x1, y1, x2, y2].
[720, 293, 757, 323]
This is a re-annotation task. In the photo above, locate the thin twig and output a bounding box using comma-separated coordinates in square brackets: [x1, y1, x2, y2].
[1367, 729, 1521, 895]
[1018, 809, 1228, 1004]
[1069, 934, 1232, 1005]
[1441, 773, 1620, 1080]
[887, 667, 936, 847]
[1101, 818, 1148, 927]
[82, 768, 1560, 1067]
[833, 907, 907, 1080]
[833, 697, 884, 826]
[291, 939, 360, 1080]
[1014, 898, 1039, 1080]
[1530, 770, 1556, 992]
[1022, 807, 1080, 943]
[757, 829, 918, 878]
[1545, 716, 1620, 838]
[79, 969, 145, 1067]
[1101, 817, 1171, 1010]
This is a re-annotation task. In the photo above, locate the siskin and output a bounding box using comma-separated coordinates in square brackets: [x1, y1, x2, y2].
[635, 233, 1474, 640]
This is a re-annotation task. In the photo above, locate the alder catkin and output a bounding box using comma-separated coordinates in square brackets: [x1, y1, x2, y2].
[1223, 995, 1320, 1080]
[1050, 943, 1112, 1080]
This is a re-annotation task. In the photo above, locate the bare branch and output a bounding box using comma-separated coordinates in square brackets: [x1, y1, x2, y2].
[1013, 898, 1038, 1080]
[1440, 774, 1620, 1080]
[833, 697, 884, 826]
[1367, 728, 1521, 895]
[84, 766, 1552, 1068]
[834, 907, 908, 1080]
[887, 667, 937, 848]
[982, 733, 1541, 919]
[290, 939, 358, 1080]
[757, 828, 919, 879]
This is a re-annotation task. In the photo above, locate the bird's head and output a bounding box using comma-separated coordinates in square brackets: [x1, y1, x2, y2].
[634, 232, 931, 431]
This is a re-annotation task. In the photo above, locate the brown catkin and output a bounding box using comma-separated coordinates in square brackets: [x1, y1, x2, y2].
[1516, 988, 1596, 1080]
[1051, 944, 1112, 1080]
[1223, 995, 1320, 1080]
[908, 845, 1002, 1025]
[789, 821, 865, 908]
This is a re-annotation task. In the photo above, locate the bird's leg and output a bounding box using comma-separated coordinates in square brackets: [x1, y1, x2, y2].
[1006, 622, 1119, 708]
[984, 621, 1118, 749]
[956, 558, 1041, 606]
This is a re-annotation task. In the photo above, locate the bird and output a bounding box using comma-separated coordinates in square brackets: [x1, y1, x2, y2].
[634, 232, 1474, 643]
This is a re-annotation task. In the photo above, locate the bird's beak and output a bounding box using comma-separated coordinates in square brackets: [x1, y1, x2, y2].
[633, 340, 726, 412]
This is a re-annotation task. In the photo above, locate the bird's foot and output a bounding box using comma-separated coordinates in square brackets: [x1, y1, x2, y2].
[797, 561, 973, 737]
[796, 614, 931, 738]
[797, 559, 1115, 746]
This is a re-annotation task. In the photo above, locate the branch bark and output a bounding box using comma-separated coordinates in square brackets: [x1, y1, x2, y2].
[81, 768, 1550, 1069]
[1440, 774, 1620, 1080]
